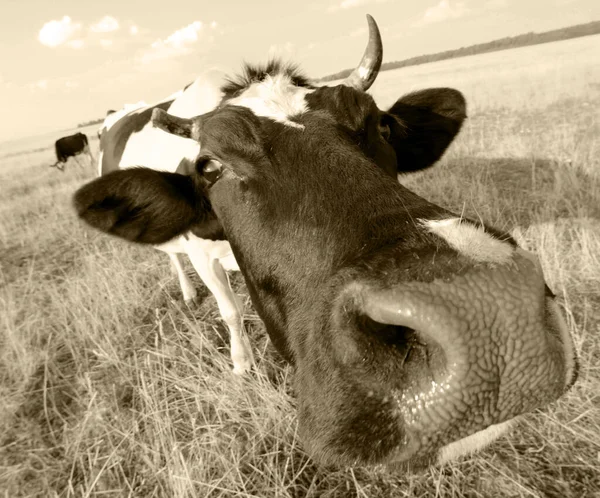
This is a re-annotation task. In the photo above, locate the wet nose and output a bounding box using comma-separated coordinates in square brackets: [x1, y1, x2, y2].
[356, 251, 574, 453]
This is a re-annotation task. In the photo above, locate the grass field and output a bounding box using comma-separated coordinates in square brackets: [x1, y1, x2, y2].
[1, 34, 599, 497]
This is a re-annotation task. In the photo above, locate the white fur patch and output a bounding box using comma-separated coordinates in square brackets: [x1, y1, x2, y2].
[422, 218, 515, 265]
[437, 418, 516, 465]
[101, 101, 148, 135]
[227, 73, 311, 128]
[167, 69, 226, 118]
[120, 123, 200, 173]
[96, 150, 104, 177]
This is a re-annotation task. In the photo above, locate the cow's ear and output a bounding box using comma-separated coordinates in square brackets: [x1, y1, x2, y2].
[386, 88, 466, 173]
[73, 168, 207, 244]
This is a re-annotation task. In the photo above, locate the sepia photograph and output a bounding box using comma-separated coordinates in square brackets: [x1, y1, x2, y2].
[1, 0, 598, 496]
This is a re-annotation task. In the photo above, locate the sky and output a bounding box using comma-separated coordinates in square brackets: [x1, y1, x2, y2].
[0, 0, 598, 142]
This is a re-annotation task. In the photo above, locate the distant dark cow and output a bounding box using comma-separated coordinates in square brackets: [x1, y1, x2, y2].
[74, 16, 578, 470]
[51, 132, 93, 171]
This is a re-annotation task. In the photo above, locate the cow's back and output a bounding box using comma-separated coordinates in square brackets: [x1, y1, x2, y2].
[99, 70, 227, 177]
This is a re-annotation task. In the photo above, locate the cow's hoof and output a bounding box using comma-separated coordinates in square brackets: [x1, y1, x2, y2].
[232, 363, 251, 375]
[231, 356, 253, 375]
[184, 295, 200, 307]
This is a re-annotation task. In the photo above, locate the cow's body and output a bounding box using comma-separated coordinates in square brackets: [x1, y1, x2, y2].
[52, 132, 93, 171]
[95, 72, 253, 373]
[74, 16, 577, 470]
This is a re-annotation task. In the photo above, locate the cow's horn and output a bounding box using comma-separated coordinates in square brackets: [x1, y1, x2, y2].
[151, 108, 195, 139]
[342, 14, 383, 91]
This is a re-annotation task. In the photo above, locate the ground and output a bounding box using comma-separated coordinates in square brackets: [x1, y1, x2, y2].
[1, 34, 599, 497]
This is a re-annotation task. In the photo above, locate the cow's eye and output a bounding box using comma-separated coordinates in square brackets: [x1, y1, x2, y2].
[378, 121, 391, 142]
[196, 157, 224, 184]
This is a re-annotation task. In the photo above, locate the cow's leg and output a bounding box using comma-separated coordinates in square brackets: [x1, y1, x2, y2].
[84, 144, 95, 164]
[184, 243, 254, 374]
[168, 252, 197, 303]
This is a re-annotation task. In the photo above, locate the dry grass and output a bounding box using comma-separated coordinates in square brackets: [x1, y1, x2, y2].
[1, 35, 599, 497]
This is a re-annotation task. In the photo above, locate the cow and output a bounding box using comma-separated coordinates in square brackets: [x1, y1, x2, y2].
[73, 15, 578, 470]
[94, 77, 259, 374]
[51, 132, 94, 171]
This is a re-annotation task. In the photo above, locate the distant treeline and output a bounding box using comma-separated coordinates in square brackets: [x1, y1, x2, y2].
[77, 118, 105, 128]
[320, 20, 600, 82]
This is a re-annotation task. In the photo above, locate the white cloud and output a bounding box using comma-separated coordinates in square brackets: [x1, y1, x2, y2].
[38, 16, 82, 48]
[28, 79, 48, 91]
[416, 0, 469, 26]
[100, 39, 113, 48]
[141, 20, 217, 64]
[130, 25, 139, 36]
[157, 21, 203, 49]
[90, 16, 120, 33]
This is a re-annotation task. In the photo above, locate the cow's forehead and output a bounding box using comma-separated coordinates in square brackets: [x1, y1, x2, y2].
[226, 73, 312, 129]
[219, 62, 316, 129]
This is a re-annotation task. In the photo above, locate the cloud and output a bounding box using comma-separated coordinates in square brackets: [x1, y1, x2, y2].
[90, 16, 119, 33]
[38, 16, 82, 48]
[28, 79, 48, 91]
[38, 15, 137, 50]
[140, 20, 217, 64]
[415, 0, 469, 26]
[328, 0, 387, 12]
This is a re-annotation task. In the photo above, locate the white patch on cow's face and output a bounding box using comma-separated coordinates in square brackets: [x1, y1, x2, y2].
[437, 418, 516, 465]
[227, 73, 312, 128]
[422, 218, 515, 265]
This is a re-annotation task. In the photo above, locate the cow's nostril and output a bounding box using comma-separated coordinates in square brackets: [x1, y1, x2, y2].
[359, 313, 415, 346]
[350, 310, 450, 389]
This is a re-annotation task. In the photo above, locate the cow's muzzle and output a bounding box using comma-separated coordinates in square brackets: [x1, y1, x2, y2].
[336, 251, 577, 465]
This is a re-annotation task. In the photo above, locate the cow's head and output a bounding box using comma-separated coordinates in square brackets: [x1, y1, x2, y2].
[74, 16, 577, 470]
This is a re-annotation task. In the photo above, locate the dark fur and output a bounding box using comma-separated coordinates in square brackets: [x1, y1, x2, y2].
[54, 132, 89, 165]
[74, 168, 213, 245]
[221, 60, 314, 101]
